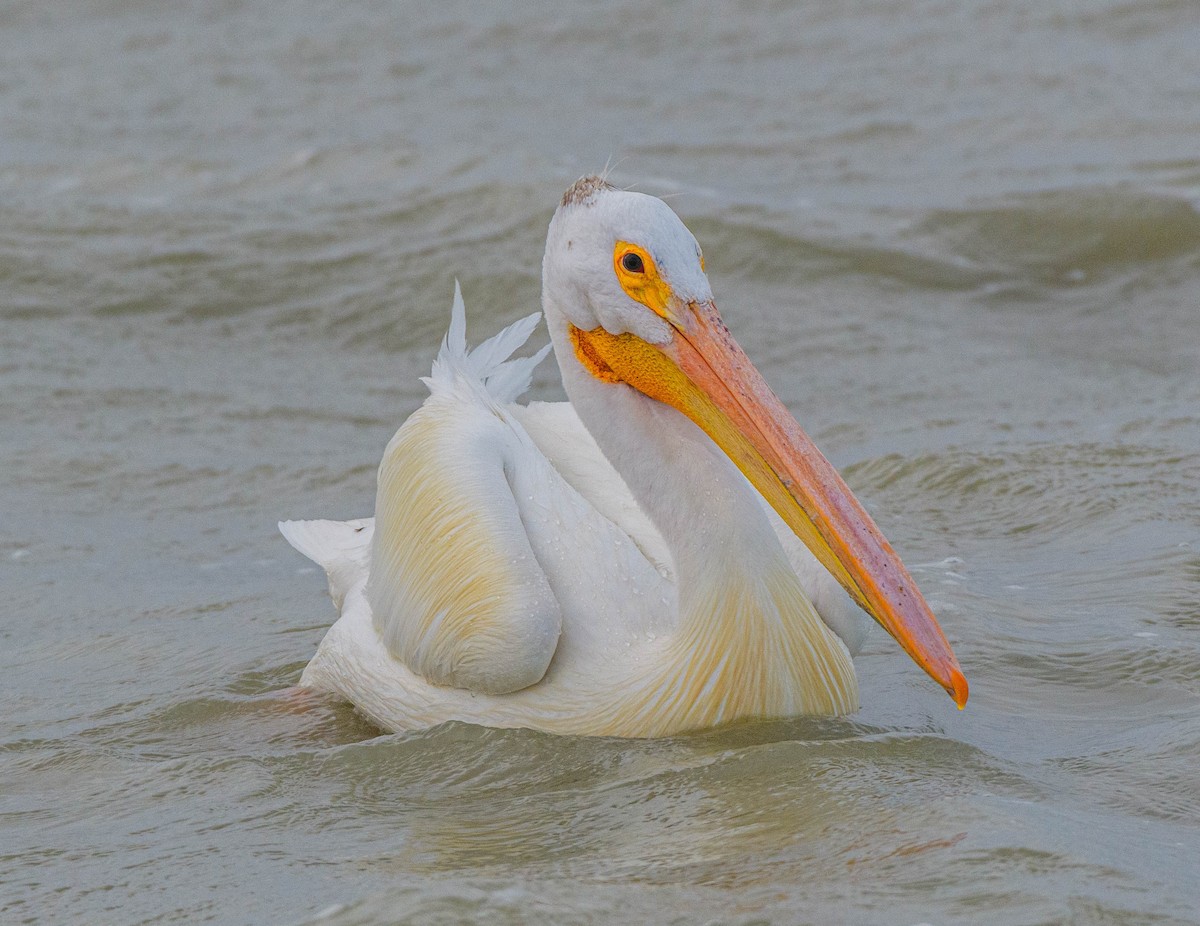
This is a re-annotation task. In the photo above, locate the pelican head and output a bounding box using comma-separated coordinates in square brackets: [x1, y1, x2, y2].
[541, 176, 968, 708]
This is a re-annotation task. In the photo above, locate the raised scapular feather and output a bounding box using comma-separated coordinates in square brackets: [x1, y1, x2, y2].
[425, 281, 551, 405]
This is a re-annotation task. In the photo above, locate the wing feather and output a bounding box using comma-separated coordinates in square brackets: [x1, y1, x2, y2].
[367, 394, 564, 695]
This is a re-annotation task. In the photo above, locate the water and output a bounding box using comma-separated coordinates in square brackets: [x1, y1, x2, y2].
[3, 1, 1199, 923]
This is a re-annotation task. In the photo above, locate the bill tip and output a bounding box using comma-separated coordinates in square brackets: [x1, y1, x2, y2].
[950, 668, 969, 709]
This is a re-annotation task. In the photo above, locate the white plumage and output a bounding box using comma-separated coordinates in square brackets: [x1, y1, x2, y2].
[281, 178, 966, 737]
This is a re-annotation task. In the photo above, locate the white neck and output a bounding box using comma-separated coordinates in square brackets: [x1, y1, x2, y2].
[544, 308, 858, 722]
[543, 310, 789, 593]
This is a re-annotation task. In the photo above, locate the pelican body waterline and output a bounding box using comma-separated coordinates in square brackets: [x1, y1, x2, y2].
[280, 177, 966, 736]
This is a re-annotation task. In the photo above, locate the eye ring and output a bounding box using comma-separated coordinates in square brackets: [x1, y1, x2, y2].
[620, 252, 645, 274]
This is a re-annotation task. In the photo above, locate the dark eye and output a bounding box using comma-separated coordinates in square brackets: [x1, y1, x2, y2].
[621, 252, 645, 274]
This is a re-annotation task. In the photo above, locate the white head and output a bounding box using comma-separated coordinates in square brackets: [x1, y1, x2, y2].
[542, 177, 712, 345]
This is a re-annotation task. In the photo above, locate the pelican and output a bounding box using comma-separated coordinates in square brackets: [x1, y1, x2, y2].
[281, 177, 967, 737]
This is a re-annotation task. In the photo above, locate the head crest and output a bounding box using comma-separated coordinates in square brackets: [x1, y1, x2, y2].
[560, 175, 617, 208]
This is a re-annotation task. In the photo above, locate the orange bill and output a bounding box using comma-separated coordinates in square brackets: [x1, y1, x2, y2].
[569, 300, 968, 707]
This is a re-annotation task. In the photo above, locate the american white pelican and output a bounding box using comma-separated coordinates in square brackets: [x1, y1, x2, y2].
[281, 177, 967, 737]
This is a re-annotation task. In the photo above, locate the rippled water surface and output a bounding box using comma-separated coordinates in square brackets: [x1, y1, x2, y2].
[3, 2, 1199, 924]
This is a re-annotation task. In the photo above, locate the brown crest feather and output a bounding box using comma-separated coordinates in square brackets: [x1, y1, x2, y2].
[561, 175, 617, 208]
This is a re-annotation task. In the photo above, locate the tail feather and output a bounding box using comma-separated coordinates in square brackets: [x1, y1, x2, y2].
[279, 518, 373, 610]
